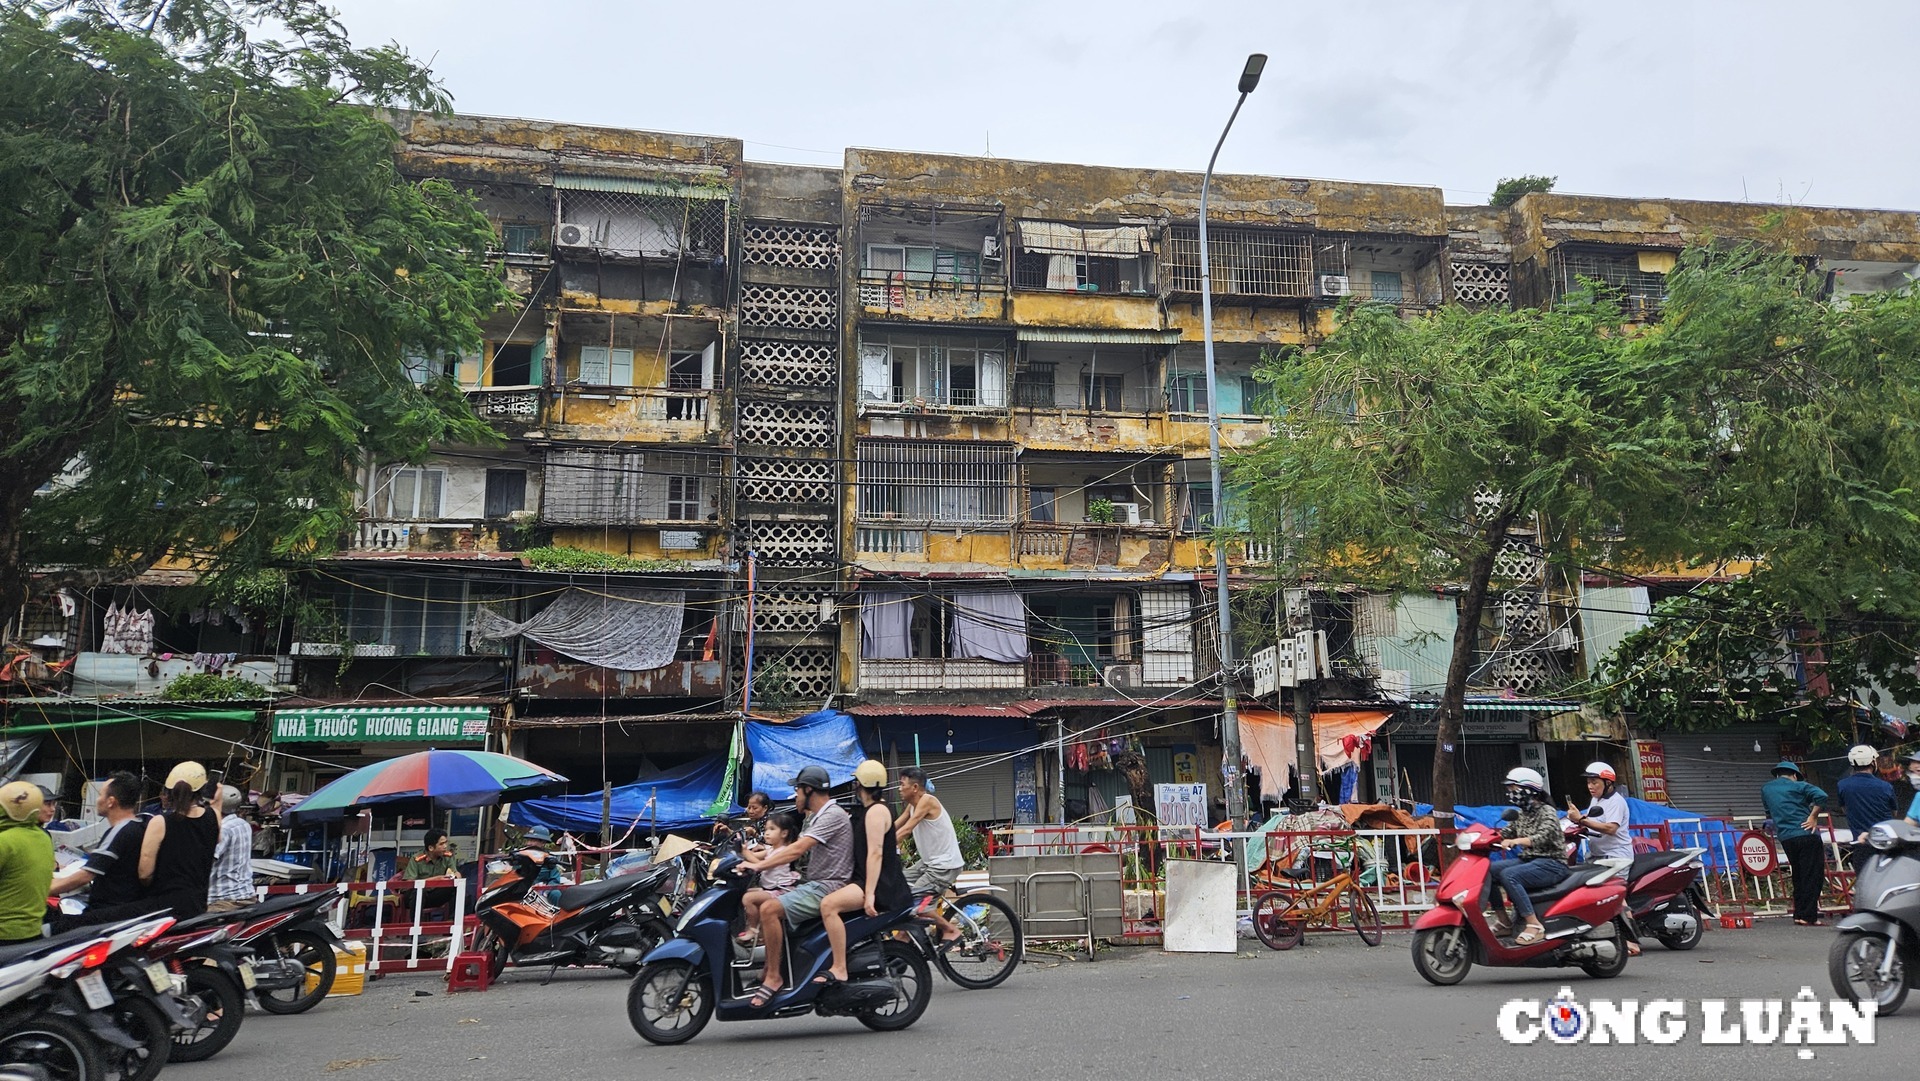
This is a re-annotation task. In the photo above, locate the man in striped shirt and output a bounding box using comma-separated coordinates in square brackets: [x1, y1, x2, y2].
[206, 786, 256, 912]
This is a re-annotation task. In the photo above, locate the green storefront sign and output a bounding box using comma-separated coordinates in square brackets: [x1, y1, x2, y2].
[271, 706, 490, 744]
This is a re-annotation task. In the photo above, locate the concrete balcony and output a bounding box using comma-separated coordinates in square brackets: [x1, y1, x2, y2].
[545, 387, 718, 442]
[857, 274, 1007, 323]
[520, 657, 726, 698]
[858, 658, 1026, 692]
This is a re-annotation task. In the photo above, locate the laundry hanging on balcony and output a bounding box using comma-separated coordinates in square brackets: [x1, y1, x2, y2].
[950, 591, 1029, 663]
[472, 587, 684, 671]
[859, 592, 913, 659]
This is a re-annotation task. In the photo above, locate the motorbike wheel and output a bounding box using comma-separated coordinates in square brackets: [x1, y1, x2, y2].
[0, 1011, 100, 1081]
[1581, 920, 1630, 979]
[627, 960, 713, 1046]
[1347, 889, 1385, 947]
[255, 929, 337, 1014]
[1411, 926, 1472, 986]
[169, 967, 244, 1064]
[1654, 899, 1704, 951]
[932, 893, 1023, 990]
[100, 994, 171, 1081]
[856, 940, 933, 1032]
[471, 929, 511, 981]
[1829, 933, 1909, 1016]
[1251, 892, 1305, 951]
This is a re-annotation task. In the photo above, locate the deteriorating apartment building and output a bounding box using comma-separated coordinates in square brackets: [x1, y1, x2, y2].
[48, 113, 1902, 819]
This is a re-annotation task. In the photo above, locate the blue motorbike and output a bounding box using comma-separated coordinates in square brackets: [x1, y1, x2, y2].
[625, 852, 933, 1044]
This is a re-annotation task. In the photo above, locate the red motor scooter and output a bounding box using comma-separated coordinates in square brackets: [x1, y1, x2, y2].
[1563, 820, 1714, 950]
[1411, 813, 1632, 986]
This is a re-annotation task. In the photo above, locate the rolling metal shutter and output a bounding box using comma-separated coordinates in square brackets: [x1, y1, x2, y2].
[920, 755, 1016, 825]
[1653, 724, 1785, 818]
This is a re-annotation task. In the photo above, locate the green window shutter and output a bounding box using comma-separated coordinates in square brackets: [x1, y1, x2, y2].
[529, 339, 547, 385]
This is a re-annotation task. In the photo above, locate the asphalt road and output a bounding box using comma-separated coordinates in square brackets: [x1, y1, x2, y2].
[169, 921, 1907, 1081]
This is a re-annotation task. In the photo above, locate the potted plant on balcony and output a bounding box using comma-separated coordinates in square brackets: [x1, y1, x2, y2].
[1086, 497, 1116, 524]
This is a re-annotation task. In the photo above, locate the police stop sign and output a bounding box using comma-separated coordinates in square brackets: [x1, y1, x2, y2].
[1736, 831, 1778, 875]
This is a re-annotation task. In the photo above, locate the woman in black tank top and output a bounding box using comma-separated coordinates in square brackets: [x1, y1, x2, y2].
[138, 770, 221, 919]
[817, 761, 911, 984]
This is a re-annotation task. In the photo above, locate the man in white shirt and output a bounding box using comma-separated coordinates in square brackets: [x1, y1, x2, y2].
[894, 767, 964, 947]
[1568, 761, 1637, 954]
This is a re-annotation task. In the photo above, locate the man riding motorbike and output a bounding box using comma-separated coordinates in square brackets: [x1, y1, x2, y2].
[739, 765, 852, 1008]
[1567, 761, 1637, 954]
[1484, 767, 1568, 946]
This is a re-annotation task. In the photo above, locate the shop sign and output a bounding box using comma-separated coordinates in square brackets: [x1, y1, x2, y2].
[1012, 752, 1039, 826]
[1634, 739, 1670, 804]
[1155, 782, 1209, 828]
[271, 705, 489, 744]
[1171, 744, 1198, 784]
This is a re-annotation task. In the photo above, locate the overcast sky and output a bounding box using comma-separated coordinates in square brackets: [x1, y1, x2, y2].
[326, 0, 1920, 211]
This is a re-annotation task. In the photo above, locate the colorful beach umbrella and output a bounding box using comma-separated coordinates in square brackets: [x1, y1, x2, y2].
[286, 749, 567, 823]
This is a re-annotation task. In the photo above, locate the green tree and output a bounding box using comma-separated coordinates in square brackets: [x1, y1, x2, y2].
[1489, 175, 1556, 208]
[1235, 296, 1671, 813]
[0, 1, 505, 621]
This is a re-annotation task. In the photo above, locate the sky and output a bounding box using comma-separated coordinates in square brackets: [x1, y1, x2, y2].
[324, 0, 1920, 211]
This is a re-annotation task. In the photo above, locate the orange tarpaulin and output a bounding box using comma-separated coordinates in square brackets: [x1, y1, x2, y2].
[1238, 708, 1392, 800]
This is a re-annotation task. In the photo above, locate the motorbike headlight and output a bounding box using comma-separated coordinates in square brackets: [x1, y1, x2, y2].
[1870, 823, 1900, 852]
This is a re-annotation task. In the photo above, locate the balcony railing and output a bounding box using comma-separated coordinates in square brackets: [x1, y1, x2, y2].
[859, 658, 1026, 691]
[1011, 383, 1161, 413]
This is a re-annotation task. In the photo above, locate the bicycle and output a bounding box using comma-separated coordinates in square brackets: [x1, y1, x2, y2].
[909, 889, 1024, 989]
[1250, 843, 1385, 951]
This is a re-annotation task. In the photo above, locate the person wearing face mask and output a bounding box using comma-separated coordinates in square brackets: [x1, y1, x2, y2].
[1904, 752, 1920, 825]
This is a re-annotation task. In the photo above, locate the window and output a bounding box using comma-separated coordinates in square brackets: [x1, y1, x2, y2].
[491, 343, 536, 386]
[857, 333, 1008, 407]
[1164, 225, 1315, 298]
[483, 470, 527, 518]
[857, 440, 1015, 525]
[1368, 270, 1404, 302]
[666, 476, 701, 521]
[866, 243, 982, 284]
[667, 348, 715, 390]
[1181, 484, 1216, 532]
[402, 352, 450, 386]
[501, 224, 542, 255]
[1014, 362, 1056, 408]
[331, 575, 476, 656]
[1012, 222, 1152, 293]
[1167, 373, 1204, 414]
[1028, 487, 1057, 524]
[577, 346, 634, 386]
[380, 467, 444, 520]
[1238, 376, 1275, 419]
[1087, 375, 1125, 412]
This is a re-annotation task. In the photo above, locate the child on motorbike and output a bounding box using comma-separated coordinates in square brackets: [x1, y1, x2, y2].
[738, 810, 803, 945]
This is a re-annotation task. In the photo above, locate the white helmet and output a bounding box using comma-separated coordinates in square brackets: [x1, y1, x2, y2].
[1847, 745, 1879, 767]
[1504, 766, 1548, 801]
[1583, 762, 1617, 783]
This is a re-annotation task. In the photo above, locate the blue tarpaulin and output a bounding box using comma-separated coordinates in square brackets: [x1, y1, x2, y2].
[508, 755, 741, 835]
[747, 709, 866, 799]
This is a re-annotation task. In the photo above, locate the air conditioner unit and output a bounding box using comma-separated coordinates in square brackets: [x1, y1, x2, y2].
[1320, 275, 1352, 297]
[555, 222, 594, 249]
[1110, 502, 1142, 526]
[1545, 626, 1577, 651]
[658, 529, 703, 550]
[1102, 664, 1143, 690]
[981, 235, 1001, 259]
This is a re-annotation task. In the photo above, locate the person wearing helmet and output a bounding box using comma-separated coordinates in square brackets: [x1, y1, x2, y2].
[0, 780, 54, 945]
[1568, 762, 1635, 864]
[206, 785, 256, 912]
[516, 826, 564, 885]
[1484, 767, 1569, 946]
[136, 762, 221, 920]
[739, 765, 853, 1008]
[814, 761, 912, 988]
[1835, 746, 1897, 866]
[1759, 760, 1829, 926]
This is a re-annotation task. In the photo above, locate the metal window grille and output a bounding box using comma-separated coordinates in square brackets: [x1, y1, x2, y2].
[856, 440, 1014, 525]
[542, 448, 720, 525]
[557, 189, 728, 261]
[1164, 225, 1314, 298]
[1556, 248, 1667, 319]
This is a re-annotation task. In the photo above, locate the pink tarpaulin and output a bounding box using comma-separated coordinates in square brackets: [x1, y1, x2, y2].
[1238, 709, 1392, 800]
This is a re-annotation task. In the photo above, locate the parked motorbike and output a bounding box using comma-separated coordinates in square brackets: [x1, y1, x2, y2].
[206, 887, 347, 1013]
[60, 915, 194, 1081]
[0, 922, 134, 1081]
[472, 849, 679, 980]
[135, 915, 254, 1065]
[625, 852, 933, 1045]
[1830, 817, 1920, 1015]
[1411, 813, 1632, 986]
[1563, 821, 1714, 950]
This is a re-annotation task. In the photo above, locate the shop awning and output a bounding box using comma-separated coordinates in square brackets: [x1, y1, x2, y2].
[270, 705, 490, 744]
[554, 174, 728, 199]
[1014, 328, 1184, 345]
[1238, 708, 1392, 800]
[0, 701, 260, 735]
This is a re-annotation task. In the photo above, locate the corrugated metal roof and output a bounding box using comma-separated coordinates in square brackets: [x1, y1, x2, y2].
[1015, 328, 1183, 345]
[848, 703, 1042, 718]
[554, 175, 728, 200]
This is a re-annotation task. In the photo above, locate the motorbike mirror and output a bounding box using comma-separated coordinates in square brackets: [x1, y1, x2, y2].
[1500, 808, 1520, 822]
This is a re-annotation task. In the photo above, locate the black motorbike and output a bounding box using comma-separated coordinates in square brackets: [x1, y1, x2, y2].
[205, 887, 348, 1014]
[1831, 817, 1920, 1015]
[625, 852, 933, 1045]
[472, 850, 680, 979]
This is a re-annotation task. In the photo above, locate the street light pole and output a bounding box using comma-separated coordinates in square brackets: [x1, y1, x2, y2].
[1200, 53, 1265, 824]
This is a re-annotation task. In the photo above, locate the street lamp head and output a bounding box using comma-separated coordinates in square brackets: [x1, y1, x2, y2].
[1238, 54, 1267, 94]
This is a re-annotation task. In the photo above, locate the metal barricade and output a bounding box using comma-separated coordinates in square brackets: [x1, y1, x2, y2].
[264, 877, 471, 973]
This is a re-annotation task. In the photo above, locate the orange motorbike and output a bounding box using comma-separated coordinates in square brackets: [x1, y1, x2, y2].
[471, 847, 681, 979]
